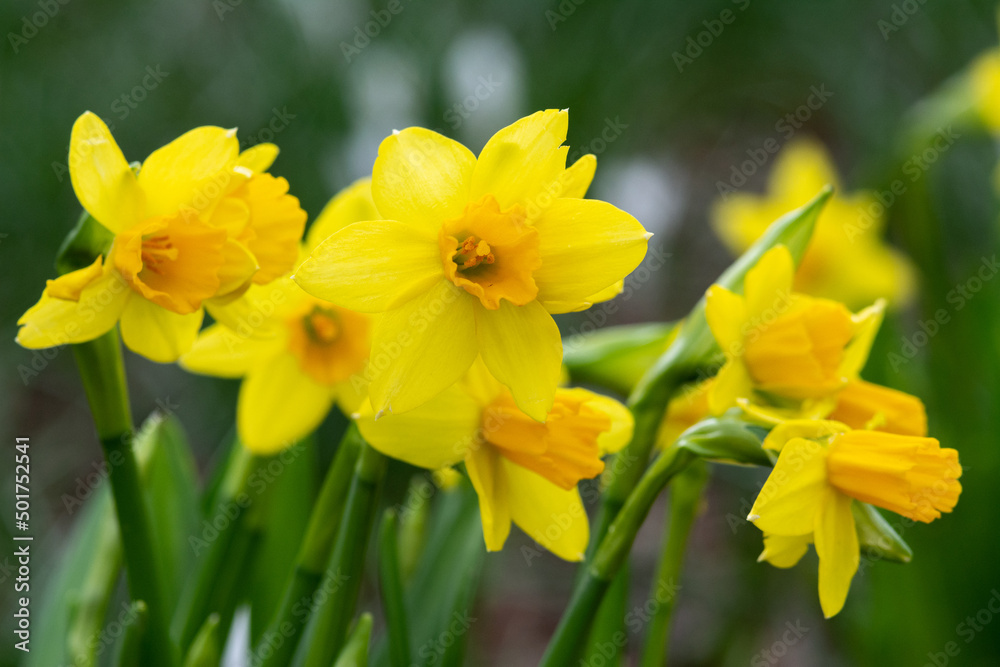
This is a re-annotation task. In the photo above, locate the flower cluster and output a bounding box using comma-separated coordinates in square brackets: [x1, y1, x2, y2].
[20, 109, 646, 560]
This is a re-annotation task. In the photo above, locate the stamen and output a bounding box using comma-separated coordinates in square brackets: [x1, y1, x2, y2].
[455, 235, 496, 270]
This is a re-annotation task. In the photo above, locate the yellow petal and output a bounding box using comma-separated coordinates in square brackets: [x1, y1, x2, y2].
[840, 299, 886, 378]
[465, 445, 511, 551]
[372, 128, 476, 233]
[762, 420, 848, 452]
[769, 139, 842, 202]
[17, 271, 130, 348]
[236, 143, 279, 173]
[743, 245, 795, 322]
[749, 437, 829, 536]
[356, 387, 480, 470]
[475, 300, 562, 422]
[470, 109, 569, 212]
[305, 179, 379, 252]
[69, 112, 144, 233]
[294, 221, 443, 313]
[215, 239, 259, 298]
[814, 491, 858, 618]
[759, 533, 811, 569]
[239, 352, 335, 454]
[504, 459, 589, 561]
[561, 154, 597, 199]
[369, 281, 478, 415]
[705, 285, 747, 354]
[138, 126, 239, 217]
[180, 323, 279, 378]
[707, 360, 753, 415]
[204, 279, 298, 339]
[119, 297, 203, 362]
[532, 199, 648, 305]
[241, 174, 307, 284]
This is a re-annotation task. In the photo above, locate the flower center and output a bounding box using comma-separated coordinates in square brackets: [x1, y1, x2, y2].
[439, 195, 541, 310]
[303, 306, 341, 345]
[111, 215, 227, 315]
[286, 300, 369, 387]
[140, 234, 180, 275]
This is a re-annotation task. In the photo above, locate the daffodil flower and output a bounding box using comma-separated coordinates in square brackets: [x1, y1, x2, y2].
[356, 359, 633, 560]
[181, 181, 375, 454]
[748, 420, 961, 617]
[16, 112, 306, 362]
[294, 110, 650, 421]
[712, 140, 914, 309]
[705, 244, 885, 419]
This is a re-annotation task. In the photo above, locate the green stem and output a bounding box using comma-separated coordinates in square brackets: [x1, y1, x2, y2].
[378, 510, 412, 667]
[540, 447, 695, 667]
[639, 461, 708, 667]
[255, 427, 362, 667]
[301, 441, 386, 667]
[72, 331, 176, 667]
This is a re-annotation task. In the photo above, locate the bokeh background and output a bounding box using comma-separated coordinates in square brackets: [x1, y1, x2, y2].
[2, 0, 1000, 664]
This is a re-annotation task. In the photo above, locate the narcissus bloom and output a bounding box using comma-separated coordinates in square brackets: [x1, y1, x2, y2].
[970, 45, 1000, 133]
[712, 140, 914, 308]
[356, 360, 633, 560]
[181, 181, 374, 454]
[748, 420, 961, 617]
[295, 110, 650, 421]
[705, 245, 884, 418]
[16, 112, 305, 362]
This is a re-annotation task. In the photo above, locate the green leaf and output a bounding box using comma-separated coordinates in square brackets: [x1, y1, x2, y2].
[111, 601, 148, 667]
[182, 614, 222, 667]
[334, 613, 374, 667]
[136, 413, 202, 612]
[563, 322, 677, 396]
[670, 412, 772, 467]
[378, 510, 412, 667]
[250, 438, 319, 643]
[853, 502, 913, 565]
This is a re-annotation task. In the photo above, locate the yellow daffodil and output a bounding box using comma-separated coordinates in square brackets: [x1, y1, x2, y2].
[16, 112, 306, 362]
[712, 140, 914, 309]
[970, 48, 1000, 132]
[180, 180, 374, 454]
[356, 359, 633, 560]
[828, 379, 927, 436]
[294, 110, 650, 421]
[705, 245, 884, 420]
[748, 420, 961, 617]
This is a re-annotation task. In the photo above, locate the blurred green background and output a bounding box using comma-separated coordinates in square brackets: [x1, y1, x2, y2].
[2, 0, 999, 664]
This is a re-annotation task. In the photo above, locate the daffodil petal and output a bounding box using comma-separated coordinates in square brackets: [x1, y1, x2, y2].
[532, 199, 648, 304]
[475, 300, 562, 422]
[471, 109, 569, 211]
[743, 245, 794, 321]
[138, 126, 239, 217]
[356, 387, 480, 470]
[215, 239, 259, 298]
[369, 281, 478, 415]
[749, 437, 829, 536]
[239, 352, 334, 454]
[119, 297, 204, 363]
[236, 143, 279, 173]
[561, 154, 597, 199]
[815, 491, 858, 618]
[294, 221, 443, 313]
[840, 299, 886, 378]
[69, 112, 144, 233]
[372, 128, 476, 233]
[504, 459, 589, 561]
[465, 445, 511, 552]
[180, 323, 279, 378]
[708, 360, 753, 415]
[17, 271, 130, 348]
[705, 285, 746, 354]
[759, 533, 811, 568]
[305, 179, 378, 252]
